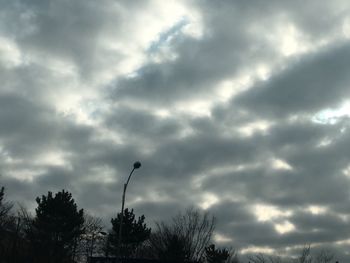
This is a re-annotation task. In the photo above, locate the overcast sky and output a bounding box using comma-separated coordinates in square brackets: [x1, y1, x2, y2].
[1, 0, 350, 260]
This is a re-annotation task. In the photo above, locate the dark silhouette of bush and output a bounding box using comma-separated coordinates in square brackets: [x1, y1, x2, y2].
[149, 207, 215, 263]
[205, 244, 229, 263]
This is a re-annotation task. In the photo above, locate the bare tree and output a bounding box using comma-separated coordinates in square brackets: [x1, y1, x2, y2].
[315, 248, 334, 263]
[298, 245, 312, 263]
[245, 246, 335, 263]
[268, 255, 283, 263]
[248, 253, 283, 263]
[149, 207, 215, 262]
[295, 245, 335, 263]
[0, 186, 13, 259]
[248, 253, 268, 263]
[8, 204, 33, 262]
[226, 248, 240, 263]
[0, 187, 13, 230]
[76, 214, 105, 261]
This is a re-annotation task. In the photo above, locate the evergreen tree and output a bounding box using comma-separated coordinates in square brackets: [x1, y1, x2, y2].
[29, 190, 84, 263]
[109, 208, 151, 258]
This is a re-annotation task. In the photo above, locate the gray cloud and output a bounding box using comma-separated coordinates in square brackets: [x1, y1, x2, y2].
[234, 42, 350, 118]
[1, 0, 350, 260]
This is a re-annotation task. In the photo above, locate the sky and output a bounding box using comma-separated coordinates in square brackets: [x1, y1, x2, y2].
[1, 0, 350, 260]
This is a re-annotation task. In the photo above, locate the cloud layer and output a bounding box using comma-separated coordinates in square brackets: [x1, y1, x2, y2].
[1, 0, 350, 260]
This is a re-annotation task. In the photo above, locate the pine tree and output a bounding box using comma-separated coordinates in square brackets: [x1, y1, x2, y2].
[109, 208, 151, 258]
[29, 190, 84, 262]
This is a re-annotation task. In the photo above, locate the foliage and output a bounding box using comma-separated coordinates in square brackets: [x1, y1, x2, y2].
[149, 207, 215, 262]
[225, 248, 240, 263]
[0, 187, 342, 263]
[29, 190, 85, 262]
[109, 208, 151, 258]
[205, 244, 229, 263]
[0, 186, 13, 231]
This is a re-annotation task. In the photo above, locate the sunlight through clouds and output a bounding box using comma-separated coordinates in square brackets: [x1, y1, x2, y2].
[313, 101, 350, 124]
[0, 37, 22, 68]
[306, 205, 328, 215]
[240, 246, 274, 255]
[200, 192, 219, 210]
[270, 158, 293, 171]
[214, 233, 233, 243]
[274, 220, 295, 234]
[253, 204, 292, 222]
[2, 0, 350, 260]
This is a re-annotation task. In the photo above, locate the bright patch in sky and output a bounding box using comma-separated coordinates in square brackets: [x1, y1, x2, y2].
[238, 120, 271, 137]
[124, 0, 203, 76]
[342, 17, 350, 38]
[35, 151, 67, 167]
[240, 246, 274, 255]
[214, 233, 233, 243]
[313, 101, 350, 124]
[216, 75, 253, 102]
[274, 220, 295, 234]
[270, 158, 293, 171]
[3, 0, 350, 260]
[307, 205, 327, 215]
[255, 63, 271, 80]
[316, 137, 333, 148]
[200, 192, 219, 210]
[175, 100, 213, 117]
[278, 23, 308, 56]
[342, 165, 350, 177]
[0, 37, 22, 68]
[9, 169, 42, 182]
[253, 204, 292, 222]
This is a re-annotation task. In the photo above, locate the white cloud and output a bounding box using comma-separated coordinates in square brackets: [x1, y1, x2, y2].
[0, 37, 22, 68]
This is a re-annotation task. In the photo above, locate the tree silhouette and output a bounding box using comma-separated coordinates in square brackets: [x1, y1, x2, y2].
[151, 229, 189, 262]
[0, 186, 14, 260]
[76, 214, 105, 261]
[109, 208, 151, 258]
[0, 186, 13, 230]
[149, 207, 215, 262]
[29, 190, 84, 263]
[205, 244, 229, 263]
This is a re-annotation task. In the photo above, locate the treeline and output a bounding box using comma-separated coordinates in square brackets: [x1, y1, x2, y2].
[0, 187, 237, 263]
[0, 187, 339, 263]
